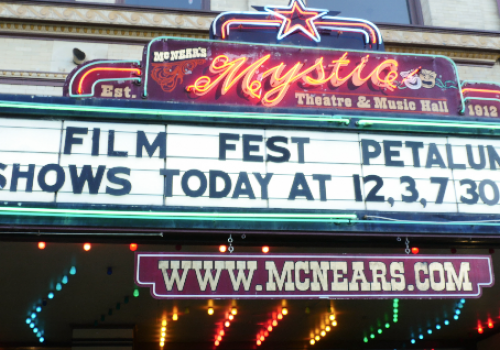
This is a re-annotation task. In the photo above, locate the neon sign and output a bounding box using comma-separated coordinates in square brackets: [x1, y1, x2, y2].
[186, 53, 399, 107]
[211, 0, 383, 51]
[62, 0, 500, 120]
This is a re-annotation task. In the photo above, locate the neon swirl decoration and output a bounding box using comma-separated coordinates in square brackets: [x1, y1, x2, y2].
[212, 0, 382, 48]
[186, 53, 398, 107]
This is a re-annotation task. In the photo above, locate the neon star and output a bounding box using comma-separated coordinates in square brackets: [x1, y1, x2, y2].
[266, 0, 328, 43]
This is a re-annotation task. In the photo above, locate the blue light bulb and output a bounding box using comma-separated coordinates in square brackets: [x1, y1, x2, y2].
[70, 266, 76, 275]
[419, 334, 423, 339]
[39, 337, 44, 343]
[37, 332, 42, 338]
[411, 339, 415, 344]
[62, 276, 68, 284]
[460, 298, 466, 304]
[427, 329, 432, 334]
[36, 306, 42, 312]
[48, 292, 54, 299]
[444, 319, 450, 325]
[454, 315, 459, 320]
[31, 313, 36, 319]
[30, 323, 35, 329]
[458, 303, 464, 308]
[25, 318, 31, 324]
[436, 324, 441, 330]
[455, 309, 461, 315]
[33, 328, 38, 333]
[56, 283, 62, 291]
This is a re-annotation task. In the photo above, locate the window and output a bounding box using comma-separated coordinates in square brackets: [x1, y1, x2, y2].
[307, 0, 423, 25]
[32, 0, 210, 11]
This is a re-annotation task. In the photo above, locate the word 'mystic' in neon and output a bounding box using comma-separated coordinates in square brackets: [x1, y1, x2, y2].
[186, 53, 398, 107]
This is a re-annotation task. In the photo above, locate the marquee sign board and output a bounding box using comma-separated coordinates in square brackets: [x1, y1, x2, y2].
[135, 253, 494, 299]
[5, 117, 500, 216]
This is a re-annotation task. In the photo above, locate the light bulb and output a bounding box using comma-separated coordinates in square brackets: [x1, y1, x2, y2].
[162, 320, 167, 326]
[219, 245, 227, 253]
[48, 292, 54, 299]
[257, 340, 262, 346]
[225, 321, 230, 327]
[332, 320, 337, 326]
[62, 276, 68, 284]
[310, 339, 315, 345]
[133, 289, 139, 297]
[83, 243, 91, 251]
[38, 242, 46, 250]
[172, 314, 178, 321]
[325, 326, 331, 332]
[215, 340, 220, 346]
[260, 335, 265, 341]
[161, 327, 166, 332]
[281, 307, 288, 316]
[69, 266, 76, 275]
[39, 338, 44, 343]
[220, 330, 224, 336]
[315, 335, 320, 341]
[277, 313, 283, 320]
[231, 307, 237, 315]
[329, 314, 335, 321]
[129, 243, 138, 251]
[268, 325, 273, 332]
[208, 307, 214, 315]
[56, 283, 62, 291]
[217, 336, 222, 341]
[320, 331, 326, 337]
[262, 246, 270, 253]
[272, 320, 277, 326]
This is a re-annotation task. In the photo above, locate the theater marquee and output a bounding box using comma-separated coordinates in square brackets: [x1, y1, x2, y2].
[135, 253, 494, 299]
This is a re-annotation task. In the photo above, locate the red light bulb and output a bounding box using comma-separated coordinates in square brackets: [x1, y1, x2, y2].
[262, 246, 270, 253]
[272, 320, 278, 326]
[268, 325, 273, 332]
[411, 247, 419, 254]
[488, 318, 494, 328]
[478, 321, 484, 334]
[38, 242, 46, 250]
[129, 243, 138, 251]
[219, 330, 224, 336]
[219, 245, 227, 253]
[83, 243, 91, 251]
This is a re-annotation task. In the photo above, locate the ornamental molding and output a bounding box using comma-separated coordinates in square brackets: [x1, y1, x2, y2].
[1, 2, 500, 53]
[0, 2, 213, 32]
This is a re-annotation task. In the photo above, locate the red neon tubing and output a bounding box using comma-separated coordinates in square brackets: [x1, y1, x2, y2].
[221, 20, 282, 39]
[462, 88, 500, 95]
[77, 67, 141, 94]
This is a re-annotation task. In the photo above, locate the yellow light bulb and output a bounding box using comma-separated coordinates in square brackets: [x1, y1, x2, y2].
[332, 320, 338, 327]
[310, 339, 316, 345]
[320, 331, 326, 337]
[315, 335, 320, 341]
[160, 337, 165, 342]
[161, 327, 166, 332]
[161, 332, 165, 337]
[229, 314, 234, 320]
[231, 307, 238, 315]
[208, 307, 214, 315]
[162, 319, 167, 326]
[282, 307, 288, 316]
[172, 314, 178, 321]
[160, 342, 164, 347]
[326, 326, 331, 332]
[329, 314, 335, 321]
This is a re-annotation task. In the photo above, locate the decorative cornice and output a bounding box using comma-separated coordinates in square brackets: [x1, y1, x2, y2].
[0, 20, 209, 41]
[0, 2, 213, 32]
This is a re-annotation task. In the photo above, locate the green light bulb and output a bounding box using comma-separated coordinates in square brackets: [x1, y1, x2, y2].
[133, 289, 139, 297]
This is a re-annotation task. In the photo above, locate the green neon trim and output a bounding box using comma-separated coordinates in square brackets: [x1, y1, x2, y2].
[68, 60, 141, 98]
[356, 118, 500, 130]
[142, 36, 465, 108]
[352, 219, 500, 227]
[0, 99, 349, 123]
[459, 80, 500, 114]
[0, 207, 357, 222]
[69, 77, 141, 98]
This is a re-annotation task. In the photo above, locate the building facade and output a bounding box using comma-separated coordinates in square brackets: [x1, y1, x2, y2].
[2, 1, 500, 350]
